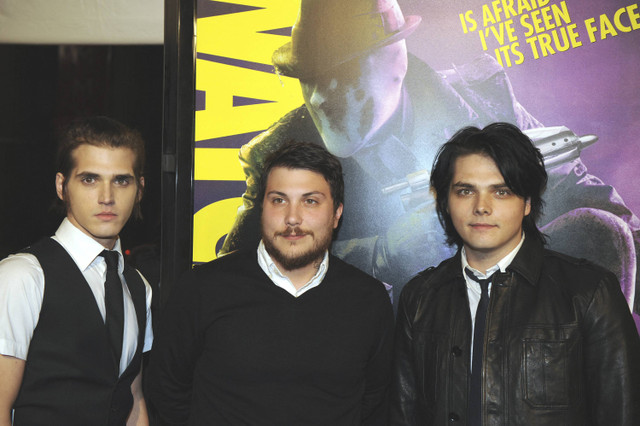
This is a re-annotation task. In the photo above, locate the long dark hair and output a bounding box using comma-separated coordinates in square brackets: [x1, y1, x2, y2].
[430, 122, 548, 247]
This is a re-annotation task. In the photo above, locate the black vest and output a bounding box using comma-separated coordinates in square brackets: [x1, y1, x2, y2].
[12, 237, 147, 426]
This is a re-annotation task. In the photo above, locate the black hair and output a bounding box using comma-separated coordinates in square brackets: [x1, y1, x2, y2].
[430, 122, 548, 247]
[258, 141, 344, 211]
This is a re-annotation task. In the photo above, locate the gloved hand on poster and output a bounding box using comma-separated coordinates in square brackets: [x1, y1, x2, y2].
[373, 201, 455, 289]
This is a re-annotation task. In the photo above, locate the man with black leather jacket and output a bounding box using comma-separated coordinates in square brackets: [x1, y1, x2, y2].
[219, 0, 640, 317]
[390, 123, 640, 425]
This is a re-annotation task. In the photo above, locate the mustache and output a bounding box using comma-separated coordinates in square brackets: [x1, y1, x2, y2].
[276, 226, 313, 237]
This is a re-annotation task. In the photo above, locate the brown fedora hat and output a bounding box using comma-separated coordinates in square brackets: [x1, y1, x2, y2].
[273, 0, 421, 79]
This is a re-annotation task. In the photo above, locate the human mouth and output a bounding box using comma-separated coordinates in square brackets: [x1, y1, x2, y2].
[96, 212, 117, 221]
[470, 223, 496, 230]
[278, 227, 310, 240]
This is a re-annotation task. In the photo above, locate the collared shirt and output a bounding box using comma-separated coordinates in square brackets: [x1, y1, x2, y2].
[461, 234, 525, 366]
[257, 240, 329, 297]
[0, 218, 153, 375]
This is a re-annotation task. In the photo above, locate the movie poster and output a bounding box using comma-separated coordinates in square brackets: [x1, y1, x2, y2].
[192, 0, 640, 328]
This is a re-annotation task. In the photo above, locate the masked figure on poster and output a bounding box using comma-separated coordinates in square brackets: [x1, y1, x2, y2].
[220, 0, 640, 321]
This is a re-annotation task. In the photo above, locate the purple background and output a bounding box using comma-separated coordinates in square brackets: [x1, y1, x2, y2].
[402, 0, 640, 214]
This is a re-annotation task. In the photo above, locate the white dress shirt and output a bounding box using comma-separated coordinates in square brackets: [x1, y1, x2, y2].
[257, 240, 329, 297]
[461, 234, 525, 368]
[0, 218, 153, 375]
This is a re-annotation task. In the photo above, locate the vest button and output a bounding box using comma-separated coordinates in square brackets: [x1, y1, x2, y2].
[449, 412, 460, 422]
[451, 346, 462, 357]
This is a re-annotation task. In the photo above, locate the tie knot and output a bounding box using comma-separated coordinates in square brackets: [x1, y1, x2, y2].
[465, 268, 494, 292]
[100, 250, 119, 271]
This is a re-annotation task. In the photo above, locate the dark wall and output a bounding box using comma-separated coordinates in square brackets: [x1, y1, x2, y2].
[0, 44, 163, 258]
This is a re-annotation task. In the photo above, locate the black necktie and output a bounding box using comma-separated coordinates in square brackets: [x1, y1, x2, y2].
[465, 268, 494, 426]
[100, 250, 124, 366]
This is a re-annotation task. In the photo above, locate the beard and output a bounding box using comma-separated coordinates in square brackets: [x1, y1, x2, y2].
[262, 225, 333, 271]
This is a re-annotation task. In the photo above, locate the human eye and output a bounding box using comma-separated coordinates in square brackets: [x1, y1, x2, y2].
[455, 188, 473, 197]
[80, 175, 97, 185]
[304, 198, 319, 205]
[114, 176, 132, 186]
[271, 197, 285, 204]
[495, 188, 513, 198]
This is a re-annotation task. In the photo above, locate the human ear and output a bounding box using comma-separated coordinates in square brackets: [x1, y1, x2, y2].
[333, 203, 344, 228]
[137, 176, 145, 202]
[55, 173, 66, 201]
[524, 197, 532, 216]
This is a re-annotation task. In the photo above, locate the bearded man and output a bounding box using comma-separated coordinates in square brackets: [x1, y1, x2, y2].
[148, 142, 394, 426]
[220, 0, 640, 319]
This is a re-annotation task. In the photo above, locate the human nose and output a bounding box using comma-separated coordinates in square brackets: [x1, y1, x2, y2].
[99, 182, 114, 205]
[284, 203, 302, 226]
[474, 192, 491, 215]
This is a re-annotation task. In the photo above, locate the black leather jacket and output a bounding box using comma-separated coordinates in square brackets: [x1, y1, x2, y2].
[390, 236, 640, 425]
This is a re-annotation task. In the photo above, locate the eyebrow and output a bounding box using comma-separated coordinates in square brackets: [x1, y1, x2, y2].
[302, 191, 326, 198]
[75, 172, 99, 179]
[75, 172, 135, 180]
[451, 181, 510, 190]
[451, 182, 473, 188]
[266, 190, 327, 197]
[114, 174, 135, 180]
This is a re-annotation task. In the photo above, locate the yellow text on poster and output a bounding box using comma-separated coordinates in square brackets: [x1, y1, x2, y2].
[193, 0, 302, 262]
[193, 198, 244, 263]
[195, 59, 303, 141]
[197, 0, 300, 64]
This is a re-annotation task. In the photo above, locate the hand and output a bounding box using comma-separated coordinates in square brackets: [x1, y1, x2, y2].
[382, 201, 455, 283]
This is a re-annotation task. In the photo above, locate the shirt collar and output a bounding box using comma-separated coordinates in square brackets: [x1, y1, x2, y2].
[53, 217, 123, 273]
[461, 233, 525, 280]
[257, 240, 329, 297]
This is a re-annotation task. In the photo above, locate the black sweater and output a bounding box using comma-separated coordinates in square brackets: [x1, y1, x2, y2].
[149, 249, 394, 425]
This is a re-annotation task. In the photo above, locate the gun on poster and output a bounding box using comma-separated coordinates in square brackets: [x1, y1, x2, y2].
[383, 126, 598, 210]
